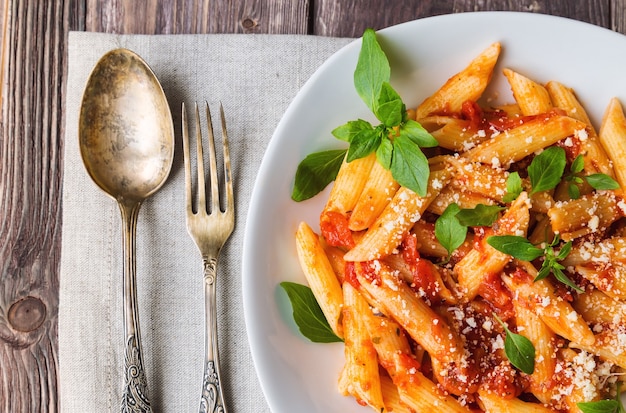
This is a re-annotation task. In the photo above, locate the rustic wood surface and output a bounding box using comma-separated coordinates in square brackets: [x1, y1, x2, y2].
[0, 0, 624, 411]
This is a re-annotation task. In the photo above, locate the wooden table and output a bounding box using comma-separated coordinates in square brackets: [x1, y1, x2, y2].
[0, 0, 624, 411]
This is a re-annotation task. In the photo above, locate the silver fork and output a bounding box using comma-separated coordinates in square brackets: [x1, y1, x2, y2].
[182, 101, 234, 413]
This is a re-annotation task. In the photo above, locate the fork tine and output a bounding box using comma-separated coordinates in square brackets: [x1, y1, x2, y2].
[219, 103, 234, 212]
[194, 102, 207, 213]
[205, 101, 221, 213]
[182, 102, 193, 213]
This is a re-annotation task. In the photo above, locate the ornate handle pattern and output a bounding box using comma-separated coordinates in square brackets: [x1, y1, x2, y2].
[120, 202, 152, 413]
[199, 256, 227, 413]
[122, 335, 151, 413]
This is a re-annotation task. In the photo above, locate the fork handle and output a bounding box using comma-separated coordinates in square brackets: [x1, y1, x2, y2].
[199, 256, 228, 413]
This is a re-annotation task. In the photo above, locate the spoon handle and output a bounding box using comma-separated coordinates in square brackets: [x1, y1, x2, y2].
[120, 202, 152, 413]
[199, 255, 228, 413]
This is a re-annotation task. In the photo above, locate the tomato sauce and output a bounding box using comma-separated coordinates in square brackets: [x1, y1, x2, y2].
[401, 232, 440, 301]
[320, 210, 355, 249]
[477, 272, 515, 320]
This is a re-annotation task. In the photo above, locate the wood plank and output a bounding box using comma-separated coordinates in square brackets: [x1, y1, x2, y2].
[613, 0, 626, 34]
[82, 0, 310, 34]
[0, 0, 68, 411]
[312, 0, 612, 37]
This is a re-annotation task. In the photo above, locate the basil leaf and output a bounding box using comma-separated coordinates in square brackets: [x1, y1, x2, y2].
[376, 137, 393, 170]
[487, 235, 544, 261]
[586, 173, 620, 190]
[401, 119, 439, 148]
[503, 171, 523, 203]
[577, 400, 620, 413]
[346, 126, 382, 162]
[390, 134, 430, 197]
[569, 183, 581, 200]
[528, 146, 567, 194]
[292, 149, 347, 201]
[332, 119, 374, 142]
[504, 326, 535, 374]
[556, 240, 573, 260]
[456, 204, 505, 227]
[435, 203, 468, 257]
[354, 28, 390, 113]
[552, 266, 583, 293]
[494, 314, 535, 375]
[376, 97, 404, 128]
[534, 260, 552, 281]
[280, 282, 343, 343]
[376, 82, 404, 127]
[571, 154, 585, 174]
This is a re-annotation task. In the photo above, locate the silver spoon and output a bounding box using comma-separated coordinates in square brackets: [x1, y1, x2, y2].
[79, 48, 174, 412]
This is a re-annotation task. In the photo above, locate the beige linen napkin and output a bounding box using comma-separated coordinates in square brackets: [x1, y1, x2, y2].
[61, 32, 353, 412]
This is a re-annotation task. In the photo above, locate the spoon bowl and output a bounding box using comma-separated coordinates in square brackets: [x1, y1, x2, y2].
[79, 48, 174, 412]
[80, 48, 174, 202]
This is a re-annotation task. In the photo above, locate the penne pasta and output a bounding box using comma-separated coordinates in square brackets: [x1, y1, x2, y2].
[325, 152, 377, 214]
[503, 68, 552, 116]
[463, 114, 588, 168]
[295, 221, 344, 338]
[344, 169, 451, 262]
[341, 282, 385, 411]
[290, 39, 626, 412]
[599, 97, 626, 188]
[349, 160, 400, 231]
[416, 42, 501, 119]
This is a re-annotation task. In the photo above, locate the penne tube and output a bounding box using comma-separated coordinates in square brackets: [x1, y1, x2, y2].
[379, 375, 413, 413]
[599, 97, 626, 188]
[478, 389, 555, 413]
[547, 191, 624, 241]
[446, 156, 508, 201]
[572, 288, 626, 326]
[416, 42, 501, 119]
[456, 192, 530, 301]
[325, 152, 376, 214]
[511, 296, 557, 403]
[428, 117, 488, 151]
[546, 80, 614, 177]
[561, 236, 626, 267]
[349, 160, 400, 231]
[463, 114, 587, 168]
[504, 261, 595, 347]
[503, 68, 552, 116]
[344, 169, 451, 262]
[295, 221, 344, 338]
[341, 282, 385, 412]
[396, 371, 472, 413]
[570, 330, 626, 369]
[576, 262, 626, 300]
[356, 263, 469, 376]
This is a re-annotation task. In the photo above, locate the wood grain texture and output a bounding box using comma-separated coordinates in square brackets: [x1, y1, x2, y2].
[313, 0, 612, 37]
[0, 0, 67, 411]
[0, 0, 625, 411]
[83, 0, 310, 34]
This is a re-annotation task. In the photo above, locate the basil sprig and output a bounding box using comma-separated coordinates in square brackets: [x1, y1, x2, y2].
[292, 29, 438, 201]
[280, 282, 343, 343]
[487, 234, 582, 292]
[494, 314, 535, 375]
[565, 154, 620, 199]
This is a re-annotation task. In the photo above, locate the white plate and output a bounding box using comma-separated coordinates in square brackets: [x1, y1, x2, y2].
[242, 12, 626, 412]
